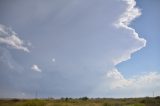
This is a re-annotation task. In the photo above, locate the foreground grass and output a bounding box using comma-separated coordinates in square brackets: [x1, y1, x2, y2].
[0, 97, 160, 106]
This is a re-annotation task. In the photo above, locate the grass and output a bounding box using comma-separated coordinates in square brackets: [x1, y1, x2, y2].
[0, 97, 160, 106]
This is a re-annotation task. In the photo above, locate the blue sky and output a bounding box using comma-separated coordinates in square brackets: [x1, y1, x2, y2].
[0, 0, 159, 98]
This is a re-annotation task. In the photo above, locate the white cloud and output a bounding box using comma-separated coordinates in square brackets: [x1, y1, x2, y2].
[91, 68, 160, 97]
[109, 0, 146, 87]
[104, 0, 149, 96]
[89, 0, 150, 97]
[116, 0, 141, 27]
[107, 69, 160, 89]
[52, 58, 56, 62]
[114, 71, 160, 95]
[0, 24, 30, 52]
[31, 64, 42, 72]
[112, 0, 146, 65]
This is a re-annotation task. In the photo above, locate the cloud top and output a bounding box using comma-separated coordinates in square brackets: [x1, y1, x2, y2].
[112, 0, 146, 65]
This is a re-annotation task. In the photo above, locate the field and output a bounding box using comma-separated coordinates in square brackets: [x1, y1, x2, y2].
[0, 97, 160, 106]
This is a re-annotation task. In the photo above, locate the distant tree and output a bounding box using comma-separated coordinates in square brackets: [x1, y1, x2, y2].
[80, 96, 89, 101]
[11, 98, 20, 102]
[155, 96, 160, 99]
[65, 97, 69, 101]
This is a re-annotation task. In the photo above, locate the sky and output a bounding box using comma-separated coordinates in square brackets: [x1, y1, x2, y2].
[0, 0, 159, 98]
[117, 0, 160, 77]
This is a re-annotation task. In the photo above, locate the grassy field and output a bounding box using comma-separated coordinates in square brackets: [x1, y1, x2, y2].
[0, 97, 160, 106]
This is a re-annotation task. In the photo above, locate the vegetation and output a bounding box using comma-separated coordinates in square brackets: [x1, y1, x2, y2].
[0, 96, 160, 106]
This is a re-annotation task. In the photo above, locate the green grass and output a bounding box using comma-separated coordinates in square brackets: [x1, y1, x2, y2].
[0, 97, 160, 106]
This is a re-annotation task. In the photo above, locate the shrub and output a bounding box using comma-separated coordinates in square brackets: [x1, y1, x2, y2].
[155, 96, 160, 99]
[80, 97, 89, 101]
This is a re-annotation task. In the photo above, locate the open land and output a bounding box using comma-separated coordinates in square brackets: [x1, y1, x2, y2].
[0, 96, 160, 106]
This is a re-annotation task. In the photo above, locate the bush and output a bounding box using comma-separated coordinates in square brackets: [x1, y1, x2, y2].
[80, 97, 89, 101]
[155, 96, 160, 99]
[11, 98, 21, 102]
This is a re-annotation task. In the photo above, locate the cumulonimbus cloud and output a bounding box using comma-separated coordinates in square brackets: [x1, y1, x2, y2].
[92, 0, 159, 97]
[0, 24, 29, 52]
[0, 0, 159, 98]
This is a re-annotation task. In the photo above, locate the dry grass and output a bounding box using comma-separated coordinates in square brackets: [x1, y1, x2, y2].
[0, 97, 160, 106]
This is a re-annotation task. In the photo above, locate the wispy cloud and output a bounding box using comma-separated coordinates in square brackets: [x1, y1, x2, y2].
[31, 64, 42, 72]
[0, 24, 29, 52]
